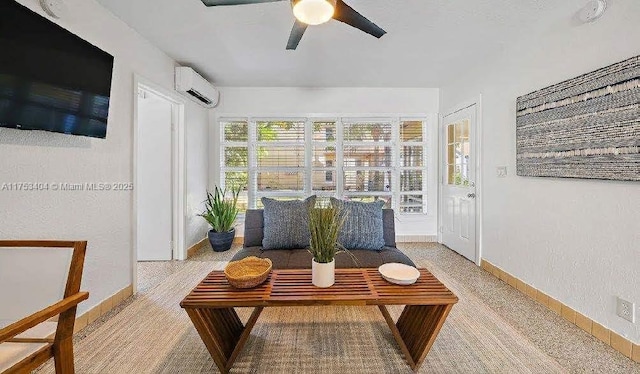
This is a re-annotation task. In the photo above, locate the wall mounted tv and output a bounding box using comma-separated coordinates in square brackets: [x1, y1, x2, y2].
[0, 1, 114, 139]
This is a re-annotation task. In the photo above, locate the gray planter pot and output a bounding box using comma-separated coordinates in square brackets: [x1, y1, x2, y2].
[208, 228, 235, 252]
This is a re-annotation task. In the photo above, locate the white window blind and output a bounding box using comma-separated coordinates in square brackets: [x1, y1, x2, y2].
[311, 121, 337, 199]
[399, 120, 427, 213]
[255, 120, 306, 207]
[342, 120, 393, 208]
[222, 120, 249, 211]
[220, 117, 429, 214]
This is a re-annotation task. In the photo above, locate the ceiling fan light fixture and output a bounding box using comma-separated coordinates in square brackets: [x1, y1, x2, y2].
[292, 0, 336, 26]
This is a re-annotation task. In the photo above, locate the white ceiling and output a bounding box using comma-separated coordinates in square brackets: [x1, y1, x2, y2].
[96, 0, 588, 87]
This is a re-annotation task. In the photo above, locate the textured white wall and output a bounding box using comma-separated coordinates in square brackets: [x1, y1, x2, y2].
[440, 1, 640, 343]
[0, 0, 208, 314]
[215, 87, 439, 115]
[212, 87, 440, 237]
[185, 100, 210, 248]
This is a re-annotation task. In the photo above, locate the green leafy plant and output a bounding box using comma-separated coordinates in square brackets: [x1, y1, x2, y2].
[308, 206, 347, 264]
[199, 186, 241, 233]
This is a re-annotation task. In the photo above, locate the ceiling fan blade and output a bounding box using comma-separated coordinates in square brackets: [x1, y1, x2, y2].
[333, 0, 386, 38]
[200, 0, 285, 6]
[286, 20, 308, 50]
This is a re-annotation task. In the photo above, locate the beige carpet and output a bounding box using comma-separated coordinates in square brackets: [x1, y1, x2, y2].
[36, 255, 569, 373]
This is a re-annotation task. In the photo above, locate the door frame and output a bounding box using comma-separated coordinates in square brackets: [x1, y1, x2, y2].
[132, 74, 187, 293]
[438, 96, 483, 266]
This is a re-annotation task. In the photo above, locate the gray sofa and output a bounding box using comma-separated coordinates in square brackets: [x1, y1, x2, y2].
[231, 209, 416, 269]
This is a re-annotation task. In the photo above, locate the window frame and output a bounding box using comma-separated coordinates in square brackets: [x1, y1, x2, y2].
[218, 115, 431, 215]
[398, 118, 429, 214]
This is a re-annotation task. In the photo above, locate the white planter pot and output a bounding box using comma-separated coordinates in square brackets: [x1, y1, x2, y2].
[312, 259, 335, 288]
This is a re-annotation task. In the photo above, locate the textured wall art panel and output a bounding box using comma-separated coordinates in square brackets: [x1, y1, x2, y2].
[516, 56, 639, 181]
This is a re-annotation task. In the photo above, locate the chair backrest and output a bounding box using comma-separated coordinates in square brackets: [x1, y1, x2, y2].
[243, 209, 397, 248]
[0, 241, 86, 322]
[0, 241, 87, 374]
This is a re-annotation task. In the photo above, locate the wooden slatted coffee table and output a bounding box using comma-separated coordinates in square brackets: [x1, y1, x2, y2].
[181, 268, 457, 373]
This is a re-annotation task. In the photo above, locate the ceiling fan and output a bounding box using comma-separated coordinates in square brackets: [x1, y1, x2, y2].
[200, 0, 387, 50]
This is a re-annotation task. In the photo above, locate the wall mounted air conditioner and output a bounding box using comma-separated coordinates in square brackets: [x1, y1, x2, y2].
[175, 67, 219, 108]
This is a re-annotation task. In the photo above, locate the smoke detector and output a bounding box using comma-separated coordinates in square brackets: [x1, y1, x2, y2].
[578, 0, 606, 23]
[39, 0, 67, 19]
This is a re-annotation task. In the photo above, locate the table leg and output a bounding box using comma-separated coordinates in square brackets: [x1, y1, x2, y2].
[378, 305, 416, 369]
[186, 306, 264, 374]
[379, 304, 454, 372]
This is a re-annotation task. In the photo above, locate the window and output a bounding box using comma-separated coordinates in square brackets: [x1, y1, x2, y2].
[325, 161, 334, 182]
[399, 120, 426, 213]
[312, 121, 337, 196]
[342, 120, 393, 208]
[256, 120, 306, 198]
[222, 120, 249, 211]
[446, 120, 470, 186]
[220, 117, 429, 214]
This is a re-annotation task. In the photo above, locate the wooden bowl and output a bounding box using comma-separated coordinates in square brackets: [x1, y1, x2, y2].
[224, 256, 272, 289]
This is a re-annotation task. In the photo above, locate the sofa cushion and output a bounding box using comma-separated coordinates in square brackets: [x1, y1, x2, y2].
[243, 209, 396, 249]
[262, 196, 316, 250]
[243, 210, 265, 247]
[343, 248, 416, 268]
[382, 209, 396, 248]
[231, 247, 416, 270]
[235, 246, 291, 267]
[330, 198, 385, 251]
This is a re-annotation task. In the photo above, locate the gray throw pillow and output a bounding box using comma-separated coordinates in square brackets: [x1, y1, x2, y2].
[330, 198, 385, 251]
[262, 196, 316, 250]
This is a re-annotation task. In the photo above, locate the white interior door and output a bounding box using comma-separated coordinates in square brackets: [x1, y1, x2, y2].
[441, 105, 477, 263]
[136, 90, 173, 261]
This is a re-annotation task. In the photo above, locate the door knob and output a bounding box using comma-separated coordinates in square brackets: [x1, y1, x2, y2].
[467, 193, 476, 198]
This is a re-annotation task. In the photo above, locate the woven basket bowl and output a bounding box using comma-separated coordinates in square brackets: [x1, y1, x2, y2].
[224, 256, 272, 289]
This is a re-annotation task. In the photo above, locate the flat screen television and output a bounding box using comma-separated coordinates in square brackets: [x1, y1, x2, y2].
[0, 1, 114, 139]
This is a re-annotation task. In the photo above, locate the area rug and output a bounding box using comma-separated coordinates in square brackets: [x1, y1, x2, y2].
[37, 257, 566, 373]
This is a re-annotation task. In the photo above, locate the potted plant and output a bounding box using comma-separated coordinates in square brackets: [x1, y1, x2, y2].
[199, 185, 241, 252]
[308, 206, 346, 287]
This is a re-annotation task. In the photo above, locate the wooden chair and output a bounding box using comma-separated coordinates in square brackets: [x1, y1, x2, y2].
[0, 241, 89, 374]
